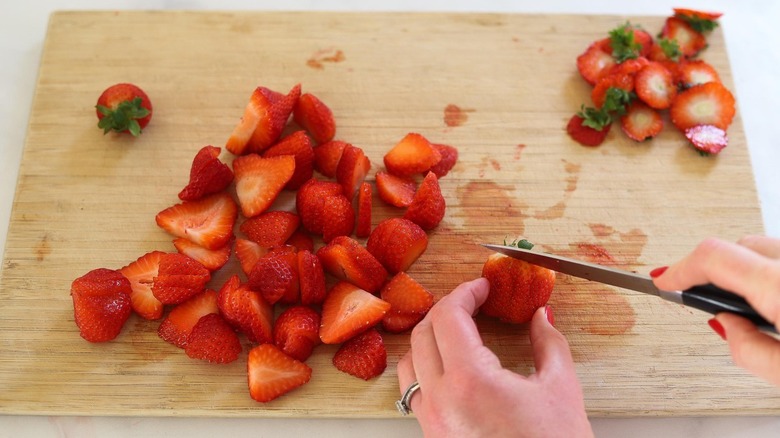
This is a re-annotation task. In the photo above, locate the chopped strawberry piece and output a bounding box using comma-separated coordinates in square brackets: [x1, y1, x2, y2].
[634, 62, 677, 110]
[684, 125, 728, 154]
[246, 84, 302, 154]
[383, 133, 441, 178]
[336, 144, 371, 200]
[293, 92, 336, 144]
[566, 114, 611, 147]
[375, 171, 416, 208]
[239, 211, 300, 248]
[185, 313, 242, 364]
[234, 238, 268, 276]
[232, 154, 296, 218]
[172, 238, 231, 272]
[273, 306, 321, 362]
[263, 131, 315, 190]
[70, 268, 133, 342]
[286, 229, 314, 252]
[380, 272, 434, 333]
[247, 245, 299, 305]
[404, 172, 446, 231]
[673, 8, 723, 21]
[158, 289, 219, 348]
[226, 87, 272, 156]
[620, 101, 664, 142]
[576, 38, 617, 85]
[152, 253, 211, 305]
[217, 275, 274, 344]
[297, 250, 327, 305]
[660, 16, 706, 58]
[428, 143, 458, 178]
[313, 140, 348, 178]
[178, 145, 234, 201]
[677, 60, 721, 88]
[119, 251, 165, 320]
[355, 182, 372, 238]
[607, 56, 650, 77]
[296, 178, 344, 235]
[332, 328, 387, 380]
[591, 73, 635, 109]
[319, 281, 391, 344]
[321, 192, 355, 243]
[156, 192, 238, 250]
[366, 218, 428, 274]
[247, 344, 312, 403]
[317, 236, 388, 293]
[670, 82, 736, 132]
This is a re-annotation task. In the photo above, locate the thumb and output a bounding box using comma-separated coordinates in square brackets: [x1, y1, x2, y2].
[529, 305, 578, 384]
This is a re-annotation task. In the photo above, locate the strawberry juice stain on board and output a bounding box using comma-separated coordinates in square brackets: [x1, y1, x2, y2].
[456, 181, 527, 242]
[443, 104, 474, 127]
[306, 47, 345, 70]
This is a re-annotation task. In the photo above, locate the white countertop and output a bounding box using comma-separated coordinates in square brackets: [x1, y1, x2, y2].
[1, 0, 778, 436]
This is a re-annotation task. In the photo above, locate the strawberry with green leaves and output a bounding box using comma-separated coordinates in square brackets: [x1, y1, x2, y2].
[481, 239, 556, 324]
[95, 83, 152, 137]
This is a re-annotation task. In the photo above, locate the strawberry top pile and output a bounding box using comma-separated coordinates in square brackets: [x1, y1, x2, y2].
[567, 8, 736, 154]
[74, 82, 458, 403]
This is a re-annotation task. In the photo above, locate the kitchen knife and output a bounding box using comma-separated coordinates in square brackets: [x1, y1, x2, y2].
[482, 244, 777, 334]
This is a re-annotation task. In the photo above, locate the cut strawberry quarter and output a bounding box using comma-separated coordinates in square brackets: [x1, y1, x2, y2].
[156, 192, 238, 250]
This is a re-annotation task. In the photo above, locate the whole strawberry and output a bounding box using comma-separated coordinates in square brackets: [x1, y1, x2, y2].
[480, 240, 556, 324]
[95, 83, 152, 137]
[70, 268, 133, 342]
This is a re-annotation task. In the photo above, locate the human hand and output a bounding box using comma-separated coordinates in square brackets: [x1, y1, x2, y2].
[396, 278, 593, 438]
[651, 235, 780, 386]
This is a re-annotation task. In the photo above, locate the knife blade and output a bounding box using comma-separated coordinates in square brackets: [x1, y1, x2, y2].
[482, 244, 777, 333]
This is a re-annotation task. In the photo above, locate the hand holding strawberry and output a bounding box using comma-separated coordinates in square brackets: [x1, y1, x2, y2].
[96, 83, 152, 137]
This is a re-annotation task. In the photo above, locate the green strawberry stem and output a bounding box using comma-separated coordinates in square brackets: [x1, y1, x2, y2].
[503, 237, 534, 250]
[96, 97, 150, 137]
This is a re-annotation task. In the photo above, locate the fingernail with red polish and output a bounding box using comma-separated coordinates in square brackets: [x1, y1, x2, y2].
[545, 305, 555, 326]
[649, 266, 668, 278]
[708, 318, 727, 340]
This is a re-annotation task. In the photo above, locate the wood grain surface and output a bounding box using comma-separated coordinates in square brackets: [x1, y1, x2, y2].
[0, 10, 775, 418]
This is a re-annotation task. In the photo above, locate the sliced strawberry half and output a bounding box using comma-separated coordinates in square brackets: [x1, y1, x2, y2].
[313, 140, 348, 178]
[226, 87, 272, 156]
[591, 72, 635, 109]
[366, 218, 428, 274]
[156, 192, 238, 250]
[336, 144, 371, 200]
[178, 145, 234, 201]
[620, 101, 664, 142]
[677, 60, 721, 89]
[375, 171, 416, 208]
[263, 130, 315, 190]
[247, 84, 302, 154]
[234, 238, 268, 276]
[297, 249, 326, 305]
[172, 238, 231, 272]
[383, 133, 441, 178]
[660, 16, 706, 58]
[673, 8, 723, 21]
[152, 253, 211, 305]
[247, 344, 312, 403]
[273, 305, 321, 362]
[355, 182, 372, 238]
[239, 210, 300, 248]
[119, 250, 165, 320]
[185, 313, 242, 364]
[232, 154, 296, 218]
[380, 272, 434, 333]
[332, 328, 387, 380]
[404, 172, 446, 231]
[317, 236, 388, 293]
[684, 125, 728, 154]
[319, 281, 391, 344]
[576, 38, 617, 86]
[217, 275, 274, 344]
[293, 92, 336, 144]
[670, 82, 736, 132]
[634, 62, 677, 110]
[158, 289, 219, 348]
[566, 113, 611, 147]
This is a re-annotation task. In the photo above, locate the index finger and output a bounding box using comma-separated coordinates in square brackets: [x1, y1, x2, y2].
[653, 238, 780, 324]
[427, 277, 501, 368]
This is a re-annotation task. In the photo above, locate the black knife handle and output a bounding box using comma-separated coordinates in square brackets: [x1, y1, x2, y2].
[681, 284, 778, 334]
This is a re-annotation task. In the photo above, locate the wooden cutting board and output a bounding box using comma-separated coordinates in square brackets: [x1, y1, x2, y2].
[1, 10, 776, 418]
